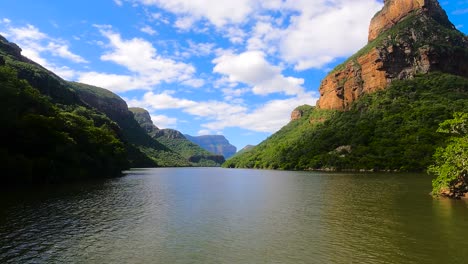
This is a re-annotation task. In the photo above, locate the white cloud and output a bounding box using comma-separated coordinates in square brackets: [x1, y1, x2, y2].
[0, 22, 87, 79]
[114, 0, 123, 6]
[133, 0, 382, 70]
[78, 27, 202, 92]
[224, 27, 247, 44]
[277, 0, 382, 70]
[181, 78, 205, 88]
[198, 129, 212, 136]
[140, 25, 157, 35]
[151, 114, 177, 128]
[127, 90, 318, 133]
[201, 93, 319, 133]
[135, 0, 258, 27]
[174, 16, 196, 31]
[78, 72, 145, 92]
[8, 24, 47, 40]
[213, 50, 305, 96]
[187, 41, 215, 57]
[47, 42, 88, 63]
[139, 91, 198, 110]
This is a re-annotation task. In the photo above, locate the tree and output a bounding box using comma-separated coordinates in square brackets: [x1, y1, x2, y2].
[429, 112, 468, 199]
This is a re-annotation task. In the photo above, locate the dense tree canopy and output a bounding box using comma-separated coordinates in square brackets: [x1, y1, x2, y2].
[429, 112, 468, 198]
[0, 66, 128, 185]
[224, 73, 468, 172]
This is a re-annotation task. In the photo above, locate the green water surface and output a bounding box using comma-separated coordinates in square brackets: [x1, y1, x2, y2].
[1, 168, 467, 263]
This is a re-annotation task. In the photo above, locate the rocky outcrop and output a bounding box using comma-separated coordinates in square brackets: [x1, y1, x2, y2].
[438, 179, 468, 199]
[291, 109, 303, 121]
[130, 108, 226, 166]
[316, 0, 468, 110]
[185, 135, 237, 159]
[368, 0, 453, 42]
[130, 108, 185, 140]
[130, 107, 160, 135]
[154, 129, 186, 139]
[0, 35, 22, 58]
[71, 82, 130, 121]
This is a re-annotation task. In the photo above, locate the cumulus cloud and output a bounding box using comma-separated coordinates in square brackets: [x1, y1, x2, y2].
[0, 22, 87, 79]
[78, 26, 202, 92]
[151, 114, 177, 128]
[213, 50, 305, 96]
[134, 0, 382, 70]
[135, 0, 258, 27]
[140, 25, 157, 35]
[277, 0, 382, 70]
[201, 93, 319, 133]
[187, 40, 216, 57]
[127, 90, 318, 133]
[47, 42, 88, 63]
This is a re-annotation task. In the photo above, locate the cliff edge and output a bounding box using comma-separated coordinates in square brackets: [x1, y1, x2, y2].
[316, 0, 468, 110]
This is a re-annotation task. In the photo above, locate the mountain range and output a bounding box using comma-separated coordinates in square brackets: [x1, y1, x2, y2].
[225, 0, 468, 176]
[0, 33, 229, 184]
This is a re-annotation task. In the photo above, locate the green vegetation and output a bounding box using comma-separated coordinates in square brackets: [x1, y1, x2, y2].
[429, 113, 468, 198]
[156, 135, 225, 166]
[129, 108, 225, 167]
[331, 12, 467, 74]
[224, 73, 468, 171]
[70, 83, 195, 167]
[0, 66, 128, 184]
[1, 34, 217, 182]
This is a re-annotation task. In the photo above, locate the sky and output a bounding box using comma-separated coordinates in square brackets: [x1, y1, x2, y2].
[0, 0, 467, 151]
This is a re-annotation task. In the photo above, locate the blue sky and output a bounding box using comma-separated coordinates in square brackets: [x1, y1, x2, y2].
[0, 0, 467, 150]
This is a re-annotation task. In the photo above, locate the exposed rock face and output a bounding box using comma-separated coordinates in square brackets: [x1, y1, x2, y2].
[130, 107, 160, 135]
[154, 129, 186, 139]
[72, 82, 130, 121]
[129, 107, 226, 166]
[368, 0, 453, 42]
[0, 35, 22, 58]
[130, 108, 185, 140]
[316, 0, 468, 110]
[185, 135, 237, 159]
[291, 109, 303, 121]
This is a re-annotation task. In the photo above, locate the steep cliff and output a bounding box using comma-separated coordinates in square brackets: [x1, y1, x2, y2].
[185, 135, 237, 159]
[224, 73, 468, 170]
[0, 35, 130, 183]
[130, 108, 225, 166]
[70, 83, 192, 167]
[317, 0, 468, 110]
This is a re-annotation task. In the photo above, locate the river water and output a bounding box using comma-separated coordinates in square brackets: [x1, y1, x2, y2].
[1, 168, 467, 263]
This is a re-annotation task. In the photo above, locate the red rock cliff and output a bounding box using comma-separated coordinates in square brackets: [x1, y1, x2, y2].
[316, 0, 468, 110]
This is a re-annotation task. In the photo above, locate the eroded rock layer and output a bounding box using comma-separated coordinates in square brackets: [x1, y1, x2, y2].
[316, 0, 468, 110]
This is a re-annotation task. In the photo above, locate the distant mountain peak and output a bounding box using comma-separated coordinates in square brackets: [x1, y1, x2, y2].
[185, 134, 237, 159]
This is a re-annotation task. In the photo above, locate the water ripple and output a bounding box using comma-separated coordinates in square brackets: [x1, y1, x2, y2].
[1, 169, 467, 263]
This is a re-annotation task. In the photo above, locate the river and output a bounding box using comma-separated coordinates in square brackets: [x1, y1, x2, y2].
[1, 168, 467, 263]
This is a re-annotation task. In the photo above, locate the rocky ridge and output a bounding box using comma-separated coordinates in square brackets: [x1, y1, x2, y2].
[316, 0, 468, 110]
[130, 108, 226, 166]
[185, 135, 237, 159]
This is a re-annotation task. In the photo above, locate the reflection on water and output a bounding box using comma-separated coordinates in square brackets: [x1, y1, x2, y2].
[1, 168, 467, 263]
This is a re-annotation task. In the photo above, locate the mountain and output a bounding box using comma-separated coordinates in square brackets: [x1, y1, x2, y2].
[317, 0, 468, 110]
[231, 145, 256, 158]
[0, 31, 213, 185]
[0, 35, 129, 184]
[184, 135, 237, 159]
[224, 0, 468, 172]
[69, 83, 193, 167]
[130, 108, 225, 166]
